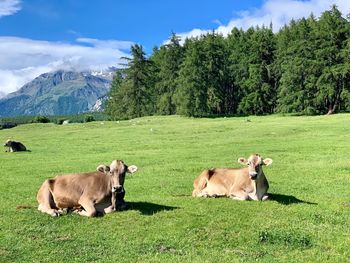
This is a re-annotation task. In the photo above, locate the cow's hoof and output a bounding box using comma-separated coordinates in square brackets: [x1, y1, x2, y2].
[58, 208, 69, 214]
[262, 195, 269, 201]
[51, 211, 61, 217]
[95, 211, 104, 217]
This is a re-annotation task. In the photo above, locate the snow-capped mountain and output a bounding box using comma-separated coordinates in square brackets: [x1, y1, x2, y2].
[0, 69, 115, 117]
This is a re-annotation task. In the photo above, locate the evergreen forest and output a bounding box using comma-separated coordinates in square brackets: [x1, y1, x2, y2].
[106, 6, 350, 119]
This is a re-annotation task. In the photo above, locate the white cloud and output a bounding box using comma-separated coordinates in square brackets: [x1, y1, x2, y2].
[0, 0, 21, 17]
[178, 0, 350, 41]
[0, 37, 133, 95]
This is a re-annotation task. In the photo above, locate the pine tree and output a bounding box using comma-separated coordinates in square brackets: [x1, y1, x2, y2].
[236, 26, 277, 115]
[203, 32, 230, 115]
[276, 17, 319, 114]
[314, 5, 350, 114]
[105, 44, 153, 119]
[227, 28, 249, 114]
[175, 38, 208, 116]
[153, 33, 184, 115]
[175, 33, 230, 116]
[105, 70, 124, 120]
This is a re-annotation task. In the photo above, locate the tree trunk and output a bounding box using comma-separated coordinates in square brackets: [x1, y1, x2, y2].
[326, 105, 335, 115]
[327, 85, 342, 115]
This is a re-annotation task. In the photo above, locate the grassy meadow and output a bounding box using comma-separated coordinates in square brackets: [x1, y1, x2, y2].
[0, 114, 349, 262]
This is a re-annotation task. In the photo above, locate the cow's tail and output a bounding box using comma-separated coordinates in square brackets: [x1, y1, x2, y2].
[192, 169, 213, 197]
[37, 179, 58, 212]
[16, 179, 53, 211]
[16, 205, 33, 209]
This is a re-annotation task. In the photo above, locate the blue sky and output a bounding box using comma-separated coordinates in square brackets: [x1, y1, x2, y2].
[1, 0, 350, 96]
[1, 0, 263, 51]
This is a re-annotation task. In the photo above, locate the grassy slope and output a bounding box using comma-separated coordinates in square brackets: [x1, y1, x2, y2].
[0, 115, 349, 262]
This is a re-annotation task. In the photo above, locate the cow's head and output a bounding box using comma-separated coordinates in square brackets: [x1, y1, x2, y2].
[97, 160, 138, 193]
[4, 139, 12, 147]
[238, 154, 272, 180]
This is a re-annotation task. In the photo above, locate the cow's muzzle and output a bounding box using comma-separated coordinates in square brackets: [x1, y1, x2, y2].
[249, 172, 258, 180]
[112, 185, 124, 193]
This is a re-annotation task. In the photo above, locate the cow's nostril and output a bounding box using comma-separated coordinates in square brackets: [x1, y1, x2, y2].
[249, 172, 258, 179]
[112, 186, 123, 193]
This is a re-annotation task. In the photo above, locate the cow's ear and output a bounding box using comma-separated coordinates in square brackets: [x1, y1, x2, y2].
[238, 158, 248, 165]
[127, 165, 138, 174]
[262, 158, 273, 166]
[97, 165, 110, 173]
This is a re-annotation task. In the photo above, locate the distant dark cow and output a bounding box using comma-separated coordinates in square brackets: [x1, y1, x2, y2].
[4, 139, 27, 152]
[192, 154, 273, 201]
[0, 122, 17, 129]
[37, 160, 138, 217]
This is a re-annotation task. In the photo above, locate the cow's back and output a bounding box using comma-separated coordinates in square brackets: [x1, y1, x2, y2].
[16, 142, 26, 151]
[210, 168, 249, 185]
[193, 167, 252, 197]
[50, 172, 108, 208]
[208, 168, 248, 195]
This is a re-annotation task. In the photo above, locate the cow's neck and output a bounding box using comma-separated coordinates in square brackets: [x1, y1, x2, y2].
[249, 171, 265, 200]
[251, 179, 258, 195]
[106, 174, 114, 193]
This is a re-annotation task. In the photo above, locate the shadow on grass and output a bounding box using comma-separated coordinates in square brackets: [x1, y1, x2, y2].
[127, 201, 179, 215]
[269, 193, 317, 205]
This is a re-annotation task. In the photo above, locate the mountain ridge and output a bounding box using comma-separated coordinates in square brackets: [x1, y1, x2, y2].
[0, 70, 113, 117]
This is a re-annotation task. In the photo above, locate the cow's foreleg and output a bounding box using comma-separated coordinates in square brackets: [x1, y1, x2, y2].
[116, 190, 128, 211]
[78, 198, 96, 217]
[104, 206, 115, 214]
[104, 193, 117, 214]
[229, 190, 249, 201]
[103, 189, 128, 212]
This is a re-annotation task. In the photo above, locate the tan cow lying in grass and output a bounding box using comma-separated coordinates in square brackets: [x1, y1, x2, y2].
[192, 154, 273, 201]
[37, 160, 138, 217]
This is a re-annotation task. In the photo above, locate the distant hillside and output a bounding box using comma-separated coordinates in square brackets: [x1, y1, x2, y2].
[0, 70, 113, 117]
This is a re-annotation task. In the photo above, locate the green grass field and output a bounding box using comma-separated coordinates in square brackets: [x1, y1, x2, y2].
[0, 115, 349, 262]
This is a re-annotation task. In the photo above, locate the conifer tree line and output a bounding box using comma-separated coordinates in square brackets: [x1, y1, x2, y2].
[106, 6, 350, 119]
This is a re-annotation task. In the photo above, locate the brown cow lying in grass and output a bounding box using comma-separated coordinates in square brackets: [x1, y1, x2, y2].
[37, 160, 138, 217]
[192, 154, 273, 201]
